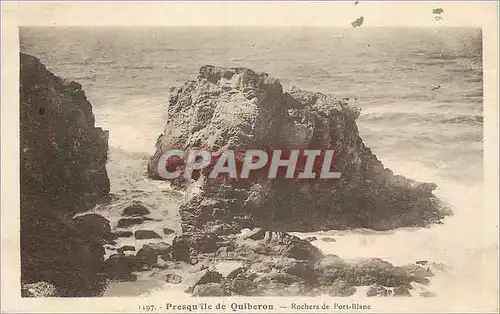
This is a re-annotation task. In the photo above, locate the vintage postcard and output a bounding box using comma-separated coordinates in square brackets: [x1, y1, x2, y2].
[1, 1, 499, 313]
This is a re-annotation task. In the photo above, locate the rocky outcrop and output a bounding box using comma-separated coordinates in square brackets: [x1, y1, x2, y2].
[148, 65, 449, 233]
[20, 53, 110, 296]
[140, 65, 447, 297]
[160, 231, 433, 297]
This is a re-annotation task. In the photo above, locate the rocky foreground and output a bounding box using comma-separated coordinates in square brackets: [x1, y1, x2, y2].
[20, 53, 110, 297]
[102, 216, 439, 297]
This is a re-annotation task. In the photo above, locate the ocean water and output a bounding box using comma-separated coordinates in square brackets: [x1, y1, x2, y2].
[20, 27, 490, 302]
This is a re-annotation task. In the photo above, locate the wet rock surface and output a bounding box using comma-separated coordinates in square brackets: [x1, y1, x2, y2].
[135, 230, 162, 240]
[118, 217, 149, 228]
[114, 230, 134, 238]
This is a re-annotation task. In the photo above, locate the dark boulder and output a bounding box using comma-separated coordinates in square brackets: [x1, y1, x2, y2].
[136, 246, 158, 267]
[303, 236, 318, 242]
[163, 228, 175, 235]
[134, 230, 162, 240]
[102, 254, 139, 281]
[171, 236, 191, 262]
[121, 200, 151, 216]
[171, 232, 222, 261]
[114, 230, 134, 238]
[118, 217, 149, 228]
[321, 237, 336, 243]
[143, 242, 172, 261]
[73, 214, 111, 239]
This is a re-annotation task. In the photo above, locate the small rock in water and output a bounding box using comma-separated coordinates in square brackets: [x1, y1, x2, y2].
[321, 237, 337, 243]
[144, 242, 172, 261]
[103, 254, 139, 281]
[171, 237, 191, 261]
[135, 230, 162, 240]
[118, 217, 145, 228]
[277, 233, 324, 261]
[121, 200, 151, 216]
[163, 228, 175, 235]
[303, 236, 317, 242]
[244, 227, 266, 240]
[393, 285, 412, 297]
[366, 284, 391, 297]
[402, 264, 434, 280]
[275, 258, 314, 282]
[136, 246, 158, 266]
[117, 245, 136, 254]
[420, 290, 437, 297]
[165, 274, 183, 284]
[114, 230, 134, 238]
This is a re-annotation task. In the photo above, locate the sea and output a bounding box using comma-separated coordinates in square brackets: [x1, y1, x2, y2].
[20, 27, 492, 304]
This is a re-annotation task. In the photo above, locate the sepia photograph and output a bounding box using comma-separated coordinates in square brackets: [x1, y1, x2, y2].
[2, 1, 499, 313]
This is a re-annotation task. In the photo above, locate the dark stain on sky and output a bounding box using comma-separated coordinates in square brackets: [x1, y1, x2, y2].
[351, 16, 364, 28]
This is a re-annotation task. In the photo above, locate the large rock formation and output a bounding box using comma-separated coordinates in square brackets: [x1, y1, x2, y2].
[149, 65, 449, 233]
[20, 53, 110, 296]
